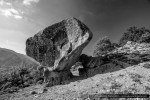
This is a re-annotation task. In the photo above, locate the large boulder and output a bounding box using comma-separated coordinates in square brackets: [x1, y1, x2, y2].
[26, 17, 93, 72]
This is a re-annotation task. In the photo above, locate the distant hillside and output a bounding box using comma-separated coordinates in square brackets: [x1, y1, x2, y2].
[0, 47, 40, 76]
[0, 47, 40, 94]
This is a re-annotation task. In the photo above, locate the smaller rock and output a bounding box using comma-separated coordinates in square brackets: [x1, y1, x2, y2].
[43, 68, 60, 83]
[70, 62, 83, 76]
[42, 88, 48, 93]
[31, 91, 38, 95]
[80, 54, 104, 68]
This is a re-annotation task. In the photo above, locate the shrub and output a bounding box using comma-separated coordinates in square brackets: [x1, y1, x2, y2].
[93, 36, 115, 57]
[19, 68, 30, 85]
[10, 71, 21, 86]
[0, 66, 42, 94]
[143, 63, 150, 69]
[139, 32, 150, 43]
[119, 26, 150, 46]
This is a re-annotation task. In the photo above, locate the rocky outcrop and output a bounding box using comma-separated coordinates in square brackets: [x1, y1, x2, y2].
[26, 17, 93, 86]
[26, 17, 92, 71]
[113, 41, 150, 54]
[78, 41, 150, 77]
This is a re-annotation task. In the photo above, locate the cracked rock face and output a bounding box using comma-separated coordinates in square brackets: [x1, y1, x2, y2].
[26, 17, 93, 71]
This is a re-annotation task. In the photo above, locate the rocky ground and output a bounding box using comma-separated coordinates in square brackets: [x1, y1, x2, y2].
[1, 62, 150, 100]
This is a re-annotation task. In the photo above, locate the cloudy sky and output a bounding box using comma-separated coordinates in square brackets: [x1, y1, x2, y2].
[0, 0, 150, 55]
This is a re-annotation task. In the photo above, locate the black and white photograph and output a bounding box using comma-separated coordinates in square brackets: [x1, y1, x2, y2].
[0, 0, 150, 100]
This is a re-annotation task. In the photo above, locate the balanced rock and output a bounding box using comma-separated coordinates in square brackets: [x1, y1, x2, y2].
[26, 17, 93, 72]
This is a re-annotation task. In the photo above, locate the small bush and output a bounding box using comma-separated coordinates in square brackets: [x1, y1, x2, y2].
[19, 68, 30, 85]
[109, 82, 122, 93]
[93, 36, 116, 57]
[145, 86, 150, 92]
[0, 67, 42, 94]
[10, 72, 21, 86]
[129, 73, 143, 84]
[143, 63, 150, 69]
[140, 32, 150, 43]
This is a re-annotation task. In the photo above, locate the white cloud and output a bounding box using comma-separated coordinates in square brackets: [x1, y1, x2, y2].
[0, 8, 23, 19]
[0, 0, 23, 19]
[14, 15, 23, 19]
[0, 0, 11, 6]
[23, 0, 40, 5]
[0, 0, 42, 31]
[0, 0, 40, 19]
[9, 8, 19, 15]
